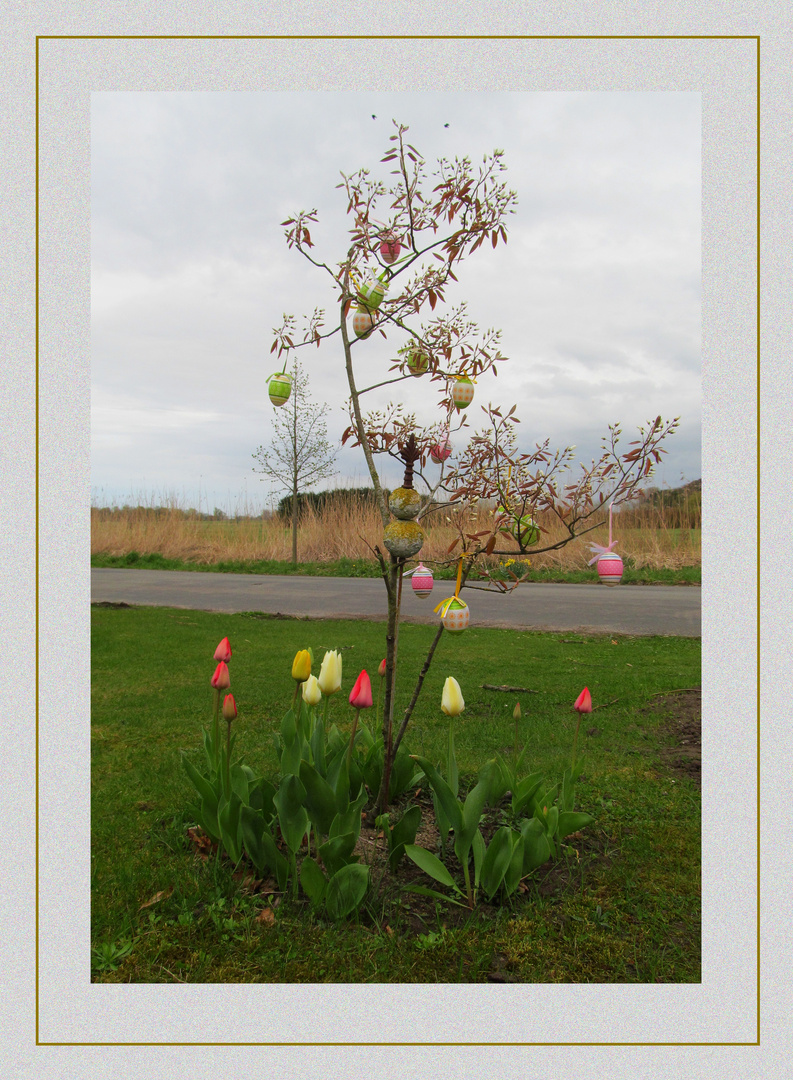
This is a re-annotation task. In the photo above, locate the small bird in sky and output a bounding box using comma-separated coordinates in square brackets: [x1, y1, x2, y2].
[372, 114, 377, 119]
[444, 123, 450, 127]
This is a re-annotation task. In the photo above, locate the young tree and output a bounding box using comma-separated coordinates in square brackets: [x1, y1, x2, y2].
[269, 122, 678, 814]
[252, 356, 338, 563]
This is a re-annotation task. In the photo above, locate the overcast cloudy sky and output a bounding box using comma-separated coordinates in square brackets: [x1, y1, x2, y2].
[90, 90, 701, 513]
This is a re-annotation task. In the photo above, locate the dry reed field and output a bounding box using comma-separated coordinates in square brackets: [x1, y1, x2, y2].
[91, 489, 701, 571]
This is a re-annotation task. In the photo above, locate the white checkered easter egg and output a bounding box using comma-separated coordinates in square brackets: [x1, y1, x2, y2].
[452, 376, 474, 410]
[358, 277, 387, 310]
[596, 552, 623, 586]
[352, 306, 377, 339]
[379, 233, 401, 265]
[411, 564, 434, 599]
[268, 372, 292, 407]
[430, 438, 452, 464]
[442, 597, 469, 634]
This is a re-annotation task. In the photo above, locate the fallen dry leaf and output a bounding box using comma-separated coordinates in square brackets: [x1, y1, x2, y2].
[255, 907, 276, 927]
[139, 885, 173, 910]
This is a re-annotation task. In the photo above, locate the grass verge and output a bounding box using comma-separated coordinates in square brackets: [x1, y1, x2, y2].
[91, 605, 701, 983]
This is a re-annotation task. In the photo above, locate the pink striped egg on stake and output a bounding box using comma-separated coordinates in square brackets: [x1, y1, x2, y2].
[430, 438, 452, 465]
[351, 305, 377, 339]
[451, 376, 474, 410]
[596, 552, 623, 586]
[379, 232, 401, 265]
[268, 372, 292, 407]
[411, 563, 434, 599]
[441, 597, 469, 634]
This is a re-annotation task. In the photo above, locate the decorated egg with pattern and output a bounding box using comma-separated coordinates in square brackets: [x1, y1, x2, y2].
[351, 305, 377, 339]
[405, 346, 429, 377]
[411, 563, 434, 599]
[441, 597, 469, 634]
[430, 438, 453, 465]
[497, 508, 539, 547]
[451, 376, 474, 410]
[357, 276, 387, 310]
[379, 233, 401, 265]
[596, 551, 623, 586]
[268, 372, 292, 407]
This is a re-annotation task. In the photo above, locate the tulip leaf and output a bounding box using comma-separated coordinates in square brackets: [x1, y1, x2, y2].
[330, 789, 367, 844]
[279, 733, 302, 779]
[319, 832, 358, 877]
[310, 715, 326, 777]
[324, 863, 369, 920]
[480, 826, 514, 899]
[447, 719, 459, 800]
[404, 845, 464, 895]
[503, 834, 525, 897]
[402, 883, 469, 909]
[299, 760, 338, 837]
[472, 827, 486, 889]
[260, 828, 289, 891]
[512, 771, 544, 817]
[389, 750, 418, 799]
[248, 777, 276, 819]
[520, 817, 551, 874]
[481, 756, 509, 806]
[218, 792, 243, 864]
[413, 757, 463, 835]
[280, 707, 297, 748]
[181, 754, 218, 813]
[388, 804, 422, 871]
[230, 764, 250, 806]
[240, 804, 267, 874]
[273, 774, 309, 855]
[454, 777, 490, 865]
[557, 811, 594, 840]
[299, 856, 327, 908]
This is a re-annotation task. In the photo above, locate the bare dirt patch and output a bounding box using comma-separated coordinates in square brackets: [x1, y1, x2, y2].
[647, 688, 701, 787]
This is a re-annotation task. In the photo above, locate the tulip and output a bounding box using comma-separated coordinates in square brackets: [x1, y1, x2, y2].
[221, 693, 236, 796]
[441, 676, 465, 717]
[214, 637, 232, 663]
[574, 687, 593, 713]
[211, 661, 230, 690]
[347, 670, 373, 771]
[302, 674, 322, 706]
[318, 650, 342, 696]
[571, 687, 592, 769]
[291, 649, 312, 682]
[222, 693, 237, 721]
[349, 670, 373, 710]
[378, 658, 387, 678]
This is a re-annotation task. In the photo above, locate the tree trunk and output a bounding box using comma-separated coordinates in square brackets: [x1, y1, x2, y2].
[291, 481, 298, 565]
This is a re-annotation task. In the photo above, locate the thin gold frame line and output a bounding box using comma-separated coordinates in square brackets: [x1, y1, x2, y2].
[36, 32, 758, 1047]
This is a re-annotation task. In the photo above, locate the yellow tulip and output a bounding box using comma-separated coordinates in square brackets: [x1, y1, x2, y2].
[302, 674, 322, 706]
[318, 649, 342, 696]
[441, 676, 465, 717]
[291, 649, 312, 682]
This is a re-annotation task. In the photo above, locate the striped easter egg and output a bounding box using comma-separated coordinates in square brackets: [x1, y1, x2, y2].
[430, 439, 452, 464]
[596, 552, 623, 586]
[379, 233, 401, 264]
[357, 277, 387, 310]
[351, 306, 377, 339]
[411, 564, 434, 599]
[268, 373, 292, 407]
[451, 376, 474, 409]
[442, 597, 469, 634]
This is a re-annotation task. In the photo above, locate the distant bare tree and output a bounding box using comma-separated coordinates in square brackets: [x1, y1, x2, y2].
[252, 357, 338, 563]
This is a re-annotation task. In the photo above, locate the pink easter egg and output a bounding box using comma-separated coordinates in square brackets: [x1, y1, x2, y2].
[411, 564, 434, 599]
[596, 552, 623, 586]
[430, 439, 452, 465]
[379, 233, 401, 265]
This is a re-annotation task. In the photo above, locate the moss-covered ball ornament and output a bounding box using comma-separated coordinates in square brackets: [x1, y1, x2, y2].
[388, 486, 422, 521]
[379, 232, 401, 265]
[383, 519, 425, 558]
[351, 305, 377, 339]
[441, 596, 469, 634]
[451, 375, 474, 410]
[596, 551, 623, 586]
[268, 372, 292, 407]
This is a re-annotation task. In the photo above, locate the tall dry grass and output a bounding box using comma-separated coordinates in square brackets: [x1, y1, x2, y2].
[91, 490, 701, 570]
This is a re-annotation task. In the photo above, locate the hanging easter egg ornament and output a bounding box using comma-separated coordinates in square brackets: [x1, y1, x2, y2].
[497, 507, 540, 547]
[267, 371, 292, 407]
[430, 436, 452, 465]
[379, 231, 402, 265]
[351, 305, 377, 339]
[596, 551, 624, 586]
[451, 375, 474, 410]
[437, 596, 470, 634]
[408, 562, 434, 599]
[357, 274, 388, 310]
[383, 435, 425, 559]
[400, 343, 429, 377]
[587, 502, 622, 586]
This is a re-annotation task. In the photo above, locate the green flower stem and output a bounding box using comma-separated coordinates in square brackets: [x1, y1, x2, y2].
[572, 713, 582, 771]
[347, 708, 361, 772]
[211, 688, 221, 773]
[376, 679, 383, 728]
[323, 694, 330, 729]
[224, 719, 232, 798]
[463, 857, 473, 909]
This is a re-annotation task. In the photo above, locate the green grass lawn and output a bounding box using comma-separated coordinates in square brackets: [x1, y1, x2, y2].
[91, 551, 701, 585]
[91, 604, 701, 983]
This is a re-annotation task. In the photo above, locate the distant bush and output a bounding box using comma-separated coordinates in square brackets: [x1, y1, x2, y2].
[277, 487, 382, 521]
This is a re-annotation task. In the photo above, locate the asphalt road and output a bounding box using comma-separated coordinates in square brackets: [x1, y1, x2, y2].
[91, 568, 701, 637]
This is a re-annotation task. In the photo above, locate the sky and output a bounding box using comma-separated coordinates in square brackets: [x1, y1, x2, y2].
[90, 90, 701, 514]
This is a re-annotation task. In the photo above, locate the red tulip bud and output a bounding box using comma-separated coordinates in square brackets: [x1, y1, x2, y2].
[378, 658, 387, 678]
[222, 693, 237, 721]
[211, 661, 230, 690]
[573, 687, 592, 713]
[349, 670, 373, 710]
[214, 637, 232, 663]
